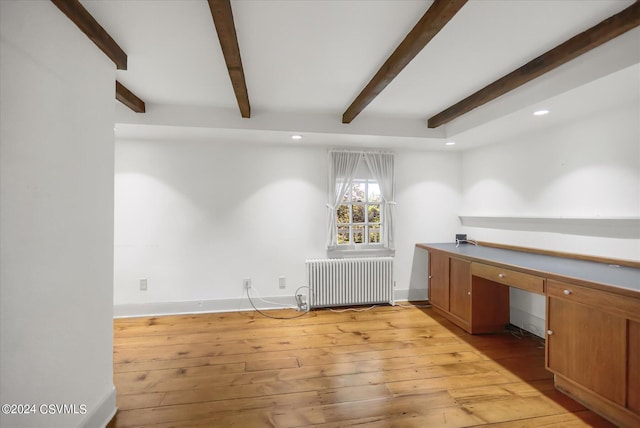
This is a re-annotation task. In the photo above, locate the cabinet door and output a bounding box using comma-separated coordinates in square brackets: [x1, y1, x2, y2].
[547, 295, 626, 405]
[629, 320, 640, 413]
[429, 252, 449, 311]
[449, 257, 471, 323]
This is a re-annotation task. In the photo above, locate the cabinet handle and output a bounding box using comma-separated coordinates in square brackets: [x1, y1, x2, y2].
[428, 275, 432, 279]
[563, 289, 572, 295]
[547, 330, 553, 335]
[498, 273, 506, 278]
[467, 291, 471, 296]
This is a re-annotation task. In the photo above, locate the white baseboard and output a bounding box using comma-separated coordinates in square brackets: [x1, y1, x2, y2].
[114, 296, 298, 318]
[113, 289, 424, 318]
[81, 384, 116, 428]
[509, 307, 545, 338]
[397, 288, 428, 302]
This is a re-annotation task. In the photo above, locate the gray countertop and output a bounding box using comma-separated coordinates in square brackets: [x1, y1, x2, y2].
[418, 243, 640, 294]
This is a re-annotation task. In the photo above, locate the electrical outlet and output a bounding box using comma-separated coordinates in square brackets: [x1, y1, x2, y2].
[140, 278, 147, 291]
[279, 276, 286, 289]
[243, 278, 251, 290]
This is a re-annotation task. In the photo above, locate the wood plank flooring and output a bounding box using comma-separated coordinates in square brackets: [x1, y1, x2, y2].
[111, 304, 615, 427]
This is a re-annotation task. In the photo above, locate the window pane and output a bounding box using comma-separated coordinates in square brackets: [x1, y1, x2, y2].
[352, 205, 365, 223]
[368, 182, 381, 202]
[351, 182, 365, 202]
[337, 226, 350, 244]
[369, 226, 380, 243]
[338, 183, 350, 202]
[334, 178, 386, 247]
[368, 204, 380, 223]
[337, 205, 350, 224]
[353, 225, 364, 244]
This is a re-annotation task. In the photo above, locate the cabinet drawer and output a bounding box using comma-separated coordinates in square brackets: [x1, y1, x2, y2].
[547, 280, 640, 321]
[471, 263, 544, 294]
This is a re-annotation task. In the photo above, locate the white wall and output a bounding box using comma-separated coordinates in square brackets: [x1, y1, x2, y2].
[114, 141, 326, 313]
[113, 140, 461, 316]
[0, 2, 116, 427]
[460, 98, 640, 335]
[395, 151, 462, 299]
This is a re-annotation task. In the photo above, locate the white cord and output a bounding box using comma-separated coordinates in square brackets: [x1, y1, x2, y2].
[246, 286, 309, 319]
[329, 305, 378, 312]
[248, 286, 297, 309]
[456, 239, 479, 247]
[328, 302, 431, 312]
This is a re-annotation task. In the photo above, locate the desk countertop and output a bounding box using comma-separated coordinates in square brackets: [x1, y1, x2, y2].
[417, 243, 640, 295]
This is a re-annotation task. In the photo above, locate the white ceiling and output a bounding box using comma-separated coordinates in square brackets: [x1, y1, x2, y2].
[79, 0, 640, 150]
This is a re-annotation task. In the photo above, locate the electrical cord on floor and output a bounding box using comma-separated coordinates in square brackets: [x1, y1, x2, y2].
[329, 305, 378, 312]
[506, 324, 545, 348]
[249, 286, 298, 308]
[245, 285, 430, 318]
[328, 302, 432, 312]
[246, 286, 310, 320]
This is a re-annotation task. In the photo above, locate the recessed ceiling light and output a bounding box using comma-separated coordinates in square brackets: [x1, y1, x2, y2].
[291, 135, 303, 140]
[533, 109, 549, 116]
[445, 141, 456, 146]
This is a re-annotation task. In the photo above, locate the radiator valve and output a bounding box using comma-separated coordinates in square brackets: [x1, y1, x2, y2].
[295, 294, 308, 312]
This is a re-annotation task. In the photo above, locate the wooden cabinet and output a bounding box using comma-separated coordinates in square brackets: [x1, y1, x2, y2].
[428, 251, 449, 311]
[420, 242, 640, 427]
[449, 257, 471, 324]
[546, 279, 640, 427]
[428, 252, 508, 334]
[471, 262, 544, 294]
[629, 320, 640, 413]
[469, 274, 510, 334]
[546, 288, 626, 404]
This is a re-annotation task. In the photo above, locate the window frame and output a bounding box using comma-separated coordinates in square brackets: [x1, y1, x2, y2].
[336, 178, 383, 249]
[326, 149, 395, 258]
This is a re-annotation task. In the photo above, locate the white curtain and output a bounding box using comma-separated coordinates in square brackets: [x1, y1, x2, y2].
[364, 152, 395, 249]
[326, 151, 361, 249]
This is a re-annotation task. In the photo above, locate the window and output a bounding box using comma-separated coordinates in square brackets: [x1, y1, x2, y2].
[337, 179, 382, 246]
[326, 150, 395, 254]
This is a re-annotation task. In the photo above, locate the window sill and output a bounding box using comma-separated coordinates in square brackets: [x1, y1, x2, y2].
[326, 247, 395, 259]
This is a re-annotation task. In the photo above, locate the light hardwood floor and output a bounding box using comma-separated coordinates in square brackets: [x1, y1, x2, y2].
[111, 304, 615, 427]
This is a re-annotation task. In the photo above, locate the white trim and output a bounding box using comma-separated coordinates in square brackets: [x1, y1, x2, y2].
[114, 290, 418, 318]
[327, 247, 395, 258]
[394, 287, 427, 302]
[459, 215, 640, 238]
[509, 307, 545, 339]
[80, 385, 116, 428]
[114, 296, 297, 318]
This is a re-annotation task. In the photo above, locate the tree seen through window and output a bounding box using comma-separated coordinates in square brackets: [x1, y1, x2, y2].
[336, 179, 382, 245]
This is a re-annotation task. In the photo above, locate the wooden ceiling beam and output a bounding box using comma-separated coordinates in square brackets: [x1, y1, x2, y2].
[428, 1, 640, 128]
[50, 0, 127, 70]
[342, 0, 468, 124]
[116, 81, 146, 113]
[207, 0, 251, 118]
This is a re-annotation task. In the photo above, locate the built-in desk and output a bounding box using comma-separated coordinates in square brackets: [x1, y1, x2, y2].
[416, 242, 640, 428]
